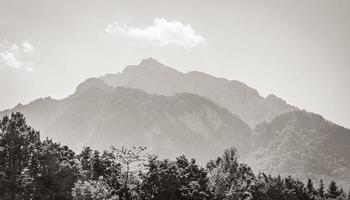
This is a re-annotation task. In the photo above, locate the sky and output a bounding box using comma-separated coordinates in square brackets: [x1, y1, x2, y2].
[0, 0, 349, 128]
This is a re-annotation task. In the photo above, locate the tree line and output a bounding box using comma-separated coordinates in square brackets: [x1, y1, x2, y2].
[0, 112, 349, 200]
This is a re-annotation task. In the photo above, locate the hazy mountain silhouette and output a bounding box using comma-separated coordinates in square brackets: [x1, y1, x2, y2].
[0, 78, 252, 163]
[1, 58, 349, 186]
[100, 58, 296, 127]
[246, 110, 350, 187]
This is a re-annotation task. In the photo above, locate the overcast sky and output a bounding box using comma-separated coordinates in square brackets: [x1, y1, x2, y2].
[0, 0, 349, 128]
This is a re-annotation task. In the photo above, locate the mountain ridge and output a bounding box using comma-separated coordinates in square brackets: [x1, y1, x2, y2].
[0, 82, 253, 164]
[1, 58, 349, 187]
[247, 110, 350, 187]
[100, 58, 296, 127]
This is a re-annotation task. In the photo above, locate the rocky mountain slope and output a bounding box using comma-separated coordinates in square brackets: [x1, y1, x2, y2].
[100, 58, 295, 127]
[0, 78, 252, 163]
[246, 110, 350, 187]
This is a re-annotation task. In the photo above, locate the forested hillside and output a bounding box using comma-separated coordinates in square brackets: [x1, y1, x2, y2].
[247, 110, 350, 188]
[1, 113, 349, 200]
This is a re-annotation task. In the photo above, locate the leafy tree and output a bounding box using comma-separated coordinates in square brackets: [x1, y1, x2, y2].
[72, 178, 117, 200]
[141, 155, 211, 200]
[110, 146, 147, 200]
[175, 155, 211, 200]
[0, 113, 41, 199]
[78, 147, 94, 178]
[99, 149, 122, 195]
[77, 147, 106, 180]
[33, 139, 78, 200]
[141, 156, 181, 200]
[76, 147, 123, 197]
[207, 147, 257, 200]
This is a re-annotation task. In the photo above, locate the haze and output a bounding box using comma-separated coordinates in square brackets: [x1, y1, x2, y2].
[0, 0, 349, 128]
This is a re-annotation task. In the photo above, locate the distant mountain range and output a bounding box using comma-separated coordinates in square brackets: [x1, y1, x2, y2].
[1, 58, 349, 187]
[0, 78, 252, 163]
[101, 58, 296, 127]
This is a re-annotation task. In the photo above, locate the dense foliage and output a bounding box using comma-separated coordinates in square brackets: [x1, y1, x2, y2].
[0, 113, 349, 200]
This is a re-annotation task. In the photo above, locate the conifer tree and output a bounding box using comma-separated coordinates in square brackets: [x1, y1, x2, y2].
[317, 179, 325, 199]
[327, 180, 341, 199]
[306, 179, 315, 194]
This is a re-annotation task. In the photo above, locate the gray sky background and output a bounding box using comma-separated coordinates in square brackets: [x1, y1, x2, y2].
[0, 0, 349, 128]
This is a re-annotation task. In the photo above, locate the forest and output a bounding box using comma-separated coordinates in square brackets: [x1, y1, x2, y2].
[0, 112, 349, 200]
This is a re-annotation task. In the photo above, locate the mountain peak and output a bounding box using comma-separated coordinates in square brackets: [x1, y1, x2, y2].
[75, 78, 111, 95]
[132, 58, 180, 75]
[100, 58, 295, 126]
[122, 58, 177, 75]
[139, 57, 161, 66]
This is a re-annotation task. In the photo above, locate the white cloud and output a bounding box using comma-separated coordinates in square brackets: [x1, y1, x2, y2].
[0, 51, 23, 68]
[106, 18, 204, 49]
[22, 41, 35, 53]
[0, 40, 35, 71]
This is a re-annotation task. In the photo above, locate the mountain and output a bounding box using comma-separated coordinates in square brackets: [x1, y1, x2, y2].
[100, 58, 296, 127]
[1, 58, 349, 187]
[0, 78, 252, 163]
[246, 110, 350, 187]
[0, 97, 61, 132]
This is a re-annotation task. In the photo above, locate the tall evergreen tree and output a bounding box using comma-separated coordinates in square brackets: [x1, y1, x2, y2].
[306, 178, 316, 200]
[327, 180, 341, 199]
[317, 179, 325, 199]
[306, 179, 314, 194]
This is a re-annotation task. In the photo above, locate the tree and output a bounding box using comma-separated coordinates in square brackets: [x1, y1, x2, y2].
[175, 155, 211, 200]
[98, 149, 122, 195]
[77, 147, 105, 180]
[141, 155, 181, 200]
[33, 138, 78, 200]
[78, 147, 94, 179]
[141, 155, 211, 200]
[306, 179, 314, 194]
[207, 147, 257, 200]
[72, 178, 117, 200]
[326, 180, 342, 199]
[306, 178, 315, 199]
[1, 112, 348, 200]
[0, 113, 41, 199]
[111, 146, 147, 200]
[317, 179, 325, 199]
